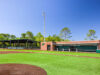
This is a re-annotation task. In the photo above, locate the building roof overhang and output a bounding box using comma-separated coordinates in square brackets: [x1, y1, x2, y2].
[55, 40, 100, 45]
[0, 39, 39, 43]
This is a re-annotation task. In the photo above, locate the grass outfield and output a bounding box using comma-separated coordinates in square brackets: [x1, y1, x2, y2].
[0, 49, 100, 75]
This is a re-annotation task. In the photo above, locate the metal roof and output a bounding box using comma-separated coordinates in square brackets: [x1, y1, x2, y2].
[0, 39, 39, 43]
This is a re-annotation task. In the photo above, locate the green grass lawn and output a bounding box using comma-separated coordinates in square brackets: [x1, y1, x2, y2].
[0, 49, 100, 75]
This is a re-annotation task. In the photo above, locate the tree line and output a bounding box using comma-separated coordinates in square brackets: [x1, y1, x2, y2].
[0, 27, 97, 42]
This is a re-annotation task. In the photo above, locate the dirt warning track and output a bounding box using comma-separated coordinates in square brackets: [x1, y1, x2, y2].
[0, 51, 34, 54]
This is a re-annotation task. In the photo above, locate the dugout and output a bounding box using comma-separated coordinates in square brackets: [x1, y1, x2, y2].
[55, 44, 97, 52]
[41, 40, 100, 52]
[0, 39, 40, 49]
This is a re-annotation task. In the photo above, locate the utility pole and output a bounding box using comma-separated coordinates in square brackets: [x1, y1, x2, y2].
[43, 12, 46, 42]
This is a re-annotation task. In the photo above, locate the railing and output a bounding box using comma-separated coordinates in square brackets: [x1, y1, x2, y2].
[8, 47, 25, 49]
[54, 48, 96, 52]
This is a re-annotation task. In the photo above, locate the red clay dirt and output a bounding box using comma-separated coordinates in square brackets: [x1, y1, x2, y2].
[0, 51, 34, 54]
[0, 64, 47, 75]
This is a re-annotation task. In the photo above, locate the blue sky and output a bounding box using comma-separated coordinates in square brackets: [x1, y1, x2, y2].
[0, 0, 100, 41]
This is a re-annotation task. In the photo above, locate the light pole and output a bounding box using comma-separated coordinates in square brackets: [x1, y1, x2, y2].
[43, 12, 46, 42]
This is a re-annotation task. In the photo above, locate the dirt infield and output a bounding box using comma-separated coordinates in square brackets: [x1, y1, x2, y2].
[0, 51, 34, 54]
[0, 64, 47, 75]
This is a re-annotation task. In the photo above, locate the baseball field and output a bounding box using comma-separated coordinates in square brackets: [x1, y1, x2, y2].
[0, 49, 100, 75]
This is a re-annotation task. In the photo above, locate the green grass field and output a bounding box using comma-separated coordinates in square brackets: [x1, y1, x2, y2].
[0, 49, 100, 75]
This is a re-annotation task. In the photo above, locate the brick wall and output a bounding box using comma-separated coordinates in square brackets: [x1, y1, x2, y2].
[41, 42, 54, 51]
[41, 40, 100, 51]
[97, 40, 100, 50]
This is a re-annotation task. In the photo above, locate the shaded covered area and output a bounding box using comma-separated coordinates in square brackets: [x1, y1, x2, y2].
[41, 40, 100, 52]
[0, 39, 40, 49]
[55, 43, 97, 52]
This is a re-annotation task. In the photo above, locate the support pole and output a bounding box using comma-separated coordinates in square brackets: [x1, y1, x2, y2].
[43, 12, 46, 42]
[63, 49, 64, 51]
[57, 48, 58, 51]
[27, 40, 28, 49]
[69, 48, 70, 52]
[10, 40, 11, 49]
[26, 42, 27, 49]
[76, 48, 78, 52]
[3, 41, 4, 48]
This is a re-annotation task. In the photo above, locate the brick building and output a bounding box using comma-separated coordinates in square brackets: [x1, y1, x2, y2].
[41, 40, 100, 53]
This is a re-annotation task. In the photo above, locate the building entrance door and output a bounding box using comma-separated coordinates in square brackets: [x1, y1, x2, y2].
[47, 45, 51, 51]
[70, 46, 76, 51]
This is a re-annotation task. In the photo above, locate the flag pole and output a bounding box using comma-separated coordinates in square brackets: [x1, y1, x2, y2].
[43, 12, 46, 42]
